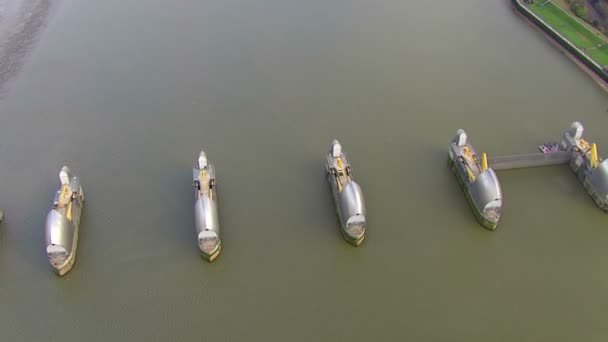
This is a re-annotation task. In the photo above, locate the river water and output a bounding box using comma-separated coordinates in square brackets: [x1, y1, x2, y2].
[1, 0, 608, 340]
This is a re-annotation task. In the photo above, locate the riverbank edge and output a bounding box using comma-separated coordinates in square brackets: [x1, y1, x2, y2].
[511, 0, 608, 92]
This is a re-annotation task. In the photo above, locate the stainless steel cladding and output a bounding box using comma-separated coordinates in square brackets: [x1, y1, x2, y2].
[449, 129, 503, 230]
[193, 151, 221, 261]
[325, 140, 367, 246]
[469, 169, 503, 223]
[44, 166, 84, 276]
[586, 160, 608, 206]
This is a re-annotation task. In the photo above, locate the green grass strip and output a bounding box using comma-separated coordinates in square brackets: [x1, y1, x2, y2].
[528, 2, 608, 65]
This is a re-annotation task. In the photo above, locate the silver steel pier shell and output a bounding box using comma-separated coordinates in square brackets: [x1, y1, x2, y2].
[325, 140, 367, 246]
[193, 151, 221, 261]
[561, 122, 608, 211]
[44, 166, 84, 276]
[448, 130, 503, 230]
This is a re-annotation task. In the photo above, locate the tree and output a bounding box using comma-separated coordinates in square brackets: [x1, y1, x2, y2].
[571, 1, 588, 19]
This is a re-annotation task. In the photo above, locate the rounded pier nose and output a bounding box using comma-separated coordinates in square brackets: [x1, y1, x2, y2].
[481, 210, 500, 230]
[481, 199, 502, 230]
[483, 208, 500, 222]
[343, 215, 366, 246]
[46, 244, 71, 275]
[198, 230, 221, 262]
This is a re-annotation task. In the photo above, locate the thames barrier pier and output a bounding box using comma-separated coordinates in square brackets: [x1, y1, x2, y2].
[449, 122, 608, 230]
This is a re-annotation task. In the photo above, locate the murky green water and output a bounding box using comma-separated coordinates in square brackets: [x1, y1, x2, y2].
[1, 0, 608, 340]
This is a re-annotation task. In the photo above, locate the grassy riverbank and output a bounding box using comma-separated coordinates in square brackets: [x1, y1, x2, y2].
[527, 1, 608, 65]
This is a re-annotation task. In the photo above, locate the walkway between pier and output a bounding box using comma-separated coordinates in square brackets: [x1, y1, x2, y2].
[488, 151, 571, 170]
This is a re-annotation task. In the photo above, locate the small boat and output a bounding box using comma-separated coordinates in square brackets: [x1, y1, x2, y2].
[561, 122, 608, 211]
[44, 166, 85, 276]
[448, 129, 503, 230]
[325, 140, 366, 246]
[539, 143, 561, 154]
[193, 151, 221, 261]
